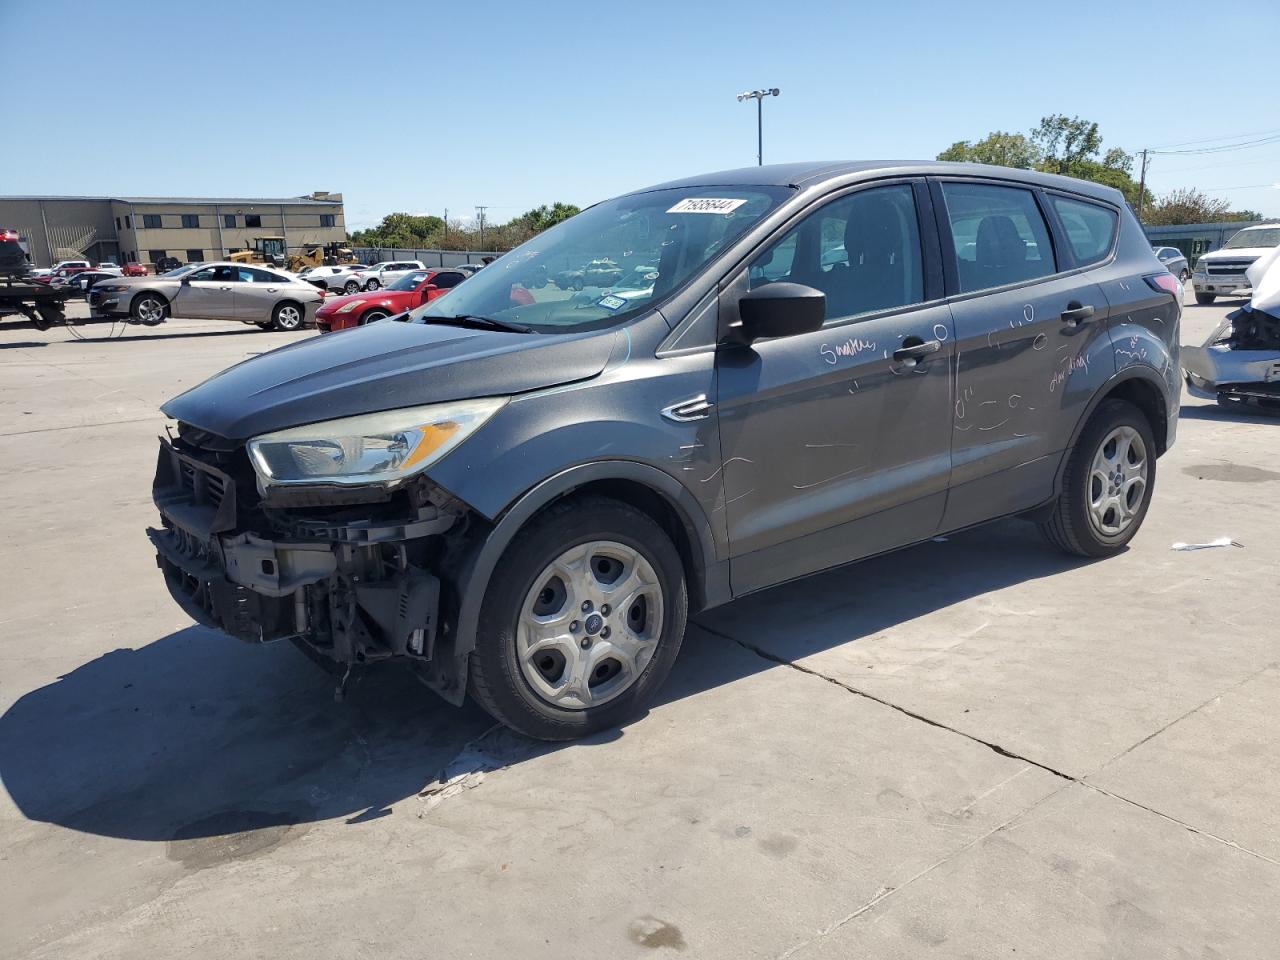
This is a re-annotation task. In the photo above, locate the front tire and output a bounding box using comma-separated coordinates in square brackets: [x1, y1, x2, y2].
[130, 293, 168, 325]
[1039, 399, 1157, 558]
[1179, 268, 1189, 282]
[469, 496, 688, 741]
[365, 278, 381, 291]
[271, 301, 304, 331]
[1195, 291, 1216, 305]
[343, 280, 359, 294]
[359, 309, 389, 325]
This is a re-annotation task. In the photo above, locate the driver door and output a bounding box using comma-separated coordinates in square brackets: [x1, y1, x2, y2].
[715, 181, 955, 594]
[173, 264, 238, 319]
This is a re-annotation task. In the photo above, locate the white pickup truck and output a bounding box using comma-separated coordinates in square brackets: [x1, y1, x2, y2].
[1192, 223, 1280, 304]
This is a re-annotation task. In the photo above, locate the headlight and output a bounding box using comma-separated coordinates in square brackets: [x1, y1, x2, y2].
[336, 299, 365, 313]
[247, 397, 506, 487]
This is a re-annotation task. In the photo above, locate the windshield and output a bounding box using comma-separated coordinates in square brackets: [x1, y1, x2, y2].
[409, 186, 792, 332]
[1224, 228, 1280, 249]
[389, 271, 429, 291]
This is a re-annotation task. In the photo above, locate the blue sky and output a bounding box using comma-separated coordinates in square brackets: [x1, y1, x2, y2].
[3, 0, 1277, 229]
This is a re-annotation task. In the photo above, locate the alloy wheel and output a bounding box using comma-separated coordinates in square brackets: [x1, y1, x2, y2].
[275, 305, 302, 330]
[1087, 425, 1148, 538]
[135, 297, 165, 324]
[516, 540, 664, 710]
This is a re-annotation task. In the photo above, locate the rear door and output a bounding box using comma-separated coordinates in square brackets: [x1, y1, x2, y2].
[716, 180, 955, 594]
[233, 267, 290, 321]
[932, 178, 1114, 530]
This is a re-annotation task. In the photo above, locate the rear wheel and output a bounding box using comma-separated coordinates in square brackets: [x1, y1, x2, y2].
[130, 293, 168, 325]
[1195, 291, 1216, 305]
[271, 301, 304, 331]
[1039, 399, 1156, 558]
[469, 496, 688, 740]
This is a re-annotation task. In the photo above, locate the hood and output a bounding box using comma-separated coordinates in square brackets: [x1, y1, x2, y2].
[317, 289, 407, 315]
[161, 318, 617, 439]
[1200, 246, 1272, 261]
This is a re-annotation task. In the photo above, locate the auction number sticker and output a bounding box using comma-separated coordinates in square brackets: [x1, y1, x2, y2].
[666, 197, 748, 214]
[598, 295, 627, 311]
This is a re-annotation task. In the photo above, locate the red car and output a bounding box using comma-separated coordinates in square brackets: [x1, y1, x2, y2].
[122, 262, 148, 277]
[316, 267, 465, 332]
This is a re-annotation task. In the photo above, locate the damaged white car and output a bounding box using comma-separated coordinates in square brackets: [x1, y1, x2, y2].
[1183, 247, 1280, 411]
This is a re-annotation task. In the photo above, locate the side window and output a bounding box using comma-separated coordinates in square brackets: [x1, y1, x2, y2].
[749, 184, 924, 322]
[432, 272, 464, 289]
[245, 214, 262, 228]
[142, 214, 162, 229]
[1050, 196, 1118, 266]
[941, 182, 1055, 293]
[181, 214, 199, 228]
[188, 266, 218, 281]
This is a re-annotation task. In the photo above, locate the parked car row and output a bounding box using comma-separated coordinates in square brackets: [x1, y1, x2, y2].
[298, 259, 489, 295]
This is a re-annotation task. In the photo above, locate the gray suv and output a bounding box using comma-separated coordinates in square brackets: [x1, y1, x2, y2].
[149, 161, 1180, 740]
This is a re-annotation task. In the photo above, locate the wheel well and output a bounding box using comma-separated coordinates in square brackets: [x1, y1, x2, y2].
[1102, 378, 1168, 454]
[359, 307, 389, 325]
[134, 289, 168, 304]
[542, 479, 705, 611]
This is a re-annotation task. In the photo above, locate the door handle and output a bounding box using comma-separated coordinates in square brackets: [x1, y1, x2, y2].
[892, 339, 941, 363]
[1061, 302, 1094, 327]
[219, 285, 232, 291]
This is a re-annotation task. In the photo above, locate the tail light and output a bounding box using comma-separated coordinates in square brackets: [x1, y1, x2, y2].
[1, 228, 19, 241]
[1145, 273, 1180, 297]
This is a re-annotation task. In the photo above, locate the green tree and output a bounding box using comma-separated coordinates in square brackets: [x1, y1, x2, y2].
[517, 202, 581, 232]
[1030, 114, 1103, 175]
[1140, 189, 1261, 226]
[937, 131, 1039, 169]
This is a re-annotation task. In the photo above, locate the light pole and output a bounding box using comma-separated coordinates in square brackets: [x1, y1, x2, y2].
[737, 87, 779, 166]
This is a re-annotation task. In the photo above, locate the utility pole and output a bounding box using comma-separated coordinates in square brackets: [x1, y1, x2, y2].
[443, 208, 448, 246]
[736, 88, 780, 166]
[1136, 149, 1150, 221]
[476, 205, 487, 251]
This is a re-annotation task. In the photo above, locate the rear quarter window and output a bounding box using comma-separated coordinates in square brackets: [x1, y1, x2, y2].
[1050, 196, 1118, 266]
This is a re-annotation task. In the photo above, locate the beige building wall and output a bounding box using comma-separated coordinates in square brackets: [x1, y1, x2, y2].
[2, 195, 344, 267]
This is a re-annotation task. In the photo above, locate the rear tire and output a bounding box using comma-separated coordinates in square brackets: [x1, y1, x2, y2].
[271, 301, 304, 331]
[1195, 292, 1216, 305]
[468, 496, 688, 741]
[1039, 399, 1157, 558]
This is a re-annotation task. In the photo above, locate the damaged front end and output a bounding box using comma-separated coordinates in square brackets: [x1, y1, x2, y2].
[1182, 248, 1280, 410]
[147, 424, 474, 701]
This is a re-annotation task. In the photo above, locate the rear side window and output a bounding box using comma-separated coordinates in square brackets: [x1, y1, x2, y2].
[749, 184, 924, 322]
[941, 182, 1055, 293]
[1051, 196, 1118, 266]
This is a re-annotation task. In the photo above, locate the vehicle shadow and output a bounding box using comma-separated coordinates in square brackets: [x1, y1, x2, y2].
[1178, 402, 1280, 423]
[0, 519, 1089, 843]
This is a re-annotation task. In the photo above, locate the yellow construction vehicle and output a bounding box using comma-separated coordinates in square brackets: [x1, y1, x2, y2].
[227, 237, 287, 267]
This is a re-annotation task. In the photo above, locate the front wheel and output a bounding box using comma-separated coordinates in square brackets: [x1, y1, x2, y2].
[343, 280, 359, 294]
[364, 278, 381, 291]
[130, 293, 168, 325]
[1179, 268, 1189, 282]
[1195, 291, 1216, 305]
[271, 301, 304, 331]
[469, 497, 688, 740]
[1039, 399, 1157, 557]
[359, 309, 389, 325]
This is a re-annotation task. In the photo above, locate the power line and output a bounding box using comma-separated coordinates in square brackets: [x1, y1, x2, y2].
[1150, 127, 1280, 150]
[1199, 183, 1277, 192]
[1152, 134, 1280, 156]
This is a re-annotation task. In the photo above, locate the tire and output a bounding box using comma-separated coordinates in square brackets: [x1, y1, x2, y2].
[1179, 269, 1189, 282]
[365, 278, 381, 291]
[359, 309, 389, 325]
[271, 301, 305, 331]
[1195, 292, 1216, 305]
[130, 293, 168, 325]
[1039, 399, 1157, 558]
[343, 280, 359, 294]
[572, 277, 584, 291]
[469, 496, 689, 741]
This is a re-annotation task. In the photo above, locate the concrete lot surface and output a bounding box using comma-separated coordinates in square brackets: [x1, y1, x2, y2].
[1, 291, 1277, 958]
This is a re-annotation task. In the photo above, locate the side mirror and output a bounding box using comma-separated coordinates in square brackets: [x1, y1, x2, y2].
[737, 282, 825, 342]
[180, 276, 191, 285]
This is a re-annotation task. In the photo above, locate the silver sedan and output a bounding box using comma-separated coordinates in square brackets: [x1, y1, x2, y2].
[89, 262, 324, 330]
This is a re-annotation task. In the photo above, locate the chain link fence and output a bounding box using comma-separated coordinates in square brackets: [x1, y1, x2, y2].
[351, 247, 502, 268]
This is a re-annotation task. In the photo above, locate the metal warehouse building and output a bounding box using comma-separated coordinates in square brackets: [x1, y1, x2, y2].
[0, 192, 346, 267]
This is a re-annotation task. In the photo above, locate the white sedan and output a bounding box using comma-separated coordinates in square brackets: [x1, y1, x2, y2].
[297, 264, 369, 294]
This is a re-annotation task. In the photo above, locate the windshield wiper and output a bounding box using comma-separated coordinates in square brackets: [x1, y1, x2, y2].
[425, 313, 533, 334]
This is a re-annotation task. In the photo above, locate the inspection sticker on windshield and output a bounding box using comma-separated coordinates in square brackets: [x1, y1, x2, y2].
[667, 197, 748, 214]
[597, 295, 627, 311]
